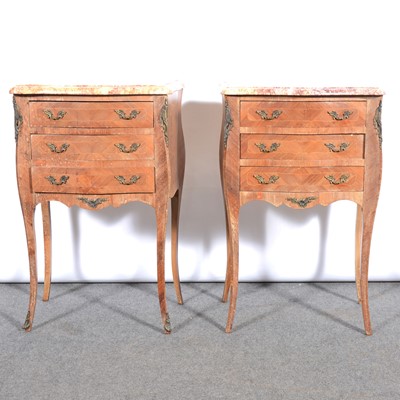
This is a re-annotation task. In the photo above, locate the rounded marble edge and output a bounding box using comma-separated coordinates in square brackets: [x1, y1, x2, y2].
[221, 87, 385, 96]
[10, 82, 184, 95]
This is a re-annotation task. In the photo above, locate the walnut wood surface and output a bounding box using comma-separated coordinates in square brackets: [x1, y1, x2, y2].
[13, 86, 185, 333]
[220, 90, 383, 335]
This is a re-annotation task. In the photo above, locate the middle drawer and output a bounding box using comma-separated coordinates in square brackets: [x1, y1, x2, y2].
[31, 134, 154, 162]
[241, 134, 364, 161]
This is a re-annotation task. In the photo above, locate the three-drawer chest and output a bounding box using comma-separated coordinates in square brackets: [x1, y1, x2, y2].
[220, 87, 383, 335]
[11, 84, 185, 333]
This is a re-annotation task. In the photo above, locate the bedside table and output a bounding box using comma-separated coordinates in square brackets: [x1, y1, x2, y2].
[220, 87, 383, 335]
[11, 84, 185, 334]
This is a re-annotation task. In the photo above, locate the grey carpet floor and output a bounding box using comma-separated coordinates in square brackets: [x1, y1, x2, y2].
[1, 282, 399, 400]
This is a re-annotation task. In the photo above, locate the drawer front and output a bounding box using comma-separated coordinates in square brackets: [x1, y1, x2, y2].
[240, 101, 366, 130]
[241, 134, 364, 160]
[29, 101, 154, 128]
[32, 167, 154, 194]
[31, 134, 154, 162]
[240, 166, 364, 192]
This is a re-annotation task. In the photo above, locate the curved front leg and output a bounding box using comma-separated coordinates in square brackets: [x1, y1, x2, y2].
[355, 205, 362, 304]
[360, 206, 376, 336]
[21, 201, 38, 332]
[42, 202, 52, 301]
[155, 202, 171, 334]
[225, 200, 239, 333]
[222, 205, 232, 303]
[171, 190, 183, 305]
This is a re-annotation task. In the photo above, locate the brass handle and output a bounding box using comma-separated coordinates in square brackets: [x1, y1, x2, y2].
[77, 197, 108, 208]
[256, 110, 282, 120]
[114, 175, 141, 185]
[43, 110, 67, 120]
[325, 174, 349, 185]
[327, 110, 353, 120]
[47, 143, 70, 153]
[46, 175, 69, 185]
[114, 109, 140, 120]
[114, 143, 141, 153]
[324, 143, 349, 153]
[253, 174, 279, 185]
[287, 196, 317, 208]
[255, 142, 280, 153]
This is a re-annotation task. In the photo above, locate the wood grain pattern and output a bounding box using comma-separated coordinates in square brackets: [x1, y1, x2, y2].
[12, 85, 185, 333]
[220, 88, 383, 335]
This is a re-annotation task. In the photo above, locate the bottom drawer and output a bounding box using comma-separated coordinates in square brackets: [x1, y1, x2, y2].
[240, 166, 364, 192]
[32, 167, 154, 194]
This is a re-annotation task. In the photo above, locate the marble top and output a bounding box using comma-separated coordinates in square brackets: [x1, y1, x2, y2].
[10, 83, 183, 95]
[221, 87, 384, 96]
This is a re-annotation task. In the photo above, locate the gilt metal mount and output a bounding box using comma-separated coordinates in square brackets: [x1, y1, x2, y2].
[44, 110, 67, 120]
[327, 110, 352, 121]
[287, 196, 317, 208]
[256, 110, 282, 120]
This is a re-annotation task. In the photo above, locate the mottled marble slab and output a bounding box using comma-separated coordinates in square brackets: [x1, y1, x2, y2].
[222, 87, 384, 96]
[10, 82, 183, 95]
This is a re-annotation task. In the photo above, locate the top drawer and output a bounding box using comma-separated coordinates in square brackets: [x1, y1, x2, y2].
[240, 100, 367, 132]
[29, 101, 154, 128]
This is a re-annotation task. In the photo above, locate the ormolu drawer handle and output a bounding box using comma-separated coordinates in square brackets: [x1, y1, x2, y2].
[256, 110, 282, 120]
[77, 197, 108, 208]
[325, 174, 350, 185]
[114, 109, 140, 120]
[114, 143, 141, 153]
[287, 196, 317, 208]
[253, 174, 279, 185]
[43, 110, 67, 120]
[324, 142, 349, 153]
[255, 142, 280, 153]
[327, 110, 353, 120]
[46, 175, 69, 185]
[114, 175, 141, 185]
[47, 143, 70, 153]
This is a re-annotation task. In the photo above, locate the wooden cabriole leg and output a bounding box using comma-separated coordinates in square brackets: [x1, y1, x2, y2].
[22, 201, 38, 332]
[222, 206, 232, 303]
[171, 190, 183, 305]
[155, 202, 171, 334]
[225, 204, 239, 333]
[355, 204, 362, 304]
[42, 201, 52, 301]
[360, 206, 376, 336]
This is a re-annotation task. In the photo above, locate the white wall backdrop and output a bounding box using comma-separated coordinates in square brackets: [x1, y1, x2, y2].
[1, 0, 399, 283]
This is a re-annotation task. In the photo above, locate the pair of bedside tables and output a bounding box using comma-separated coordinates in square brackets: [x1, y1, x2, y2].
[11, 84, 383, 335]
